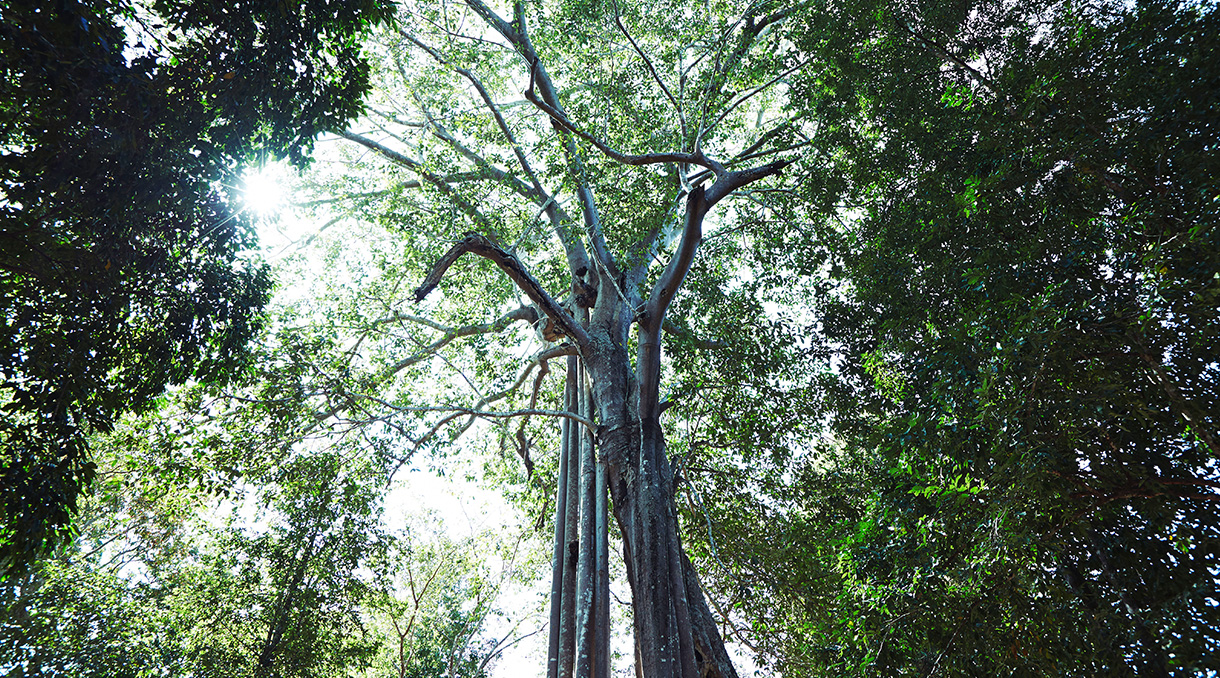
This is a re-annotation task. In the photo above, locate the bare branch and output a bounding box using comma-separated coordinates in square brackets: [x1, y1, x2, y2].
[478, 627, 546, 675]
[736, 120, 796, 159]
[395, 404, 595, 433]
[383, 305, 539, 376]
[368, 107, 428, 129]
[704, 157, 795, 208]
[734, 140, 811, 164]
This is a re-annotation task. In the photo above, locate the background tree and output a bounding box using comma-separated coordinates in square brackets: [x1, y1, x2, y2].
[0, 0, 393, 577]
[680, 0, 1220, 675]
[0, 353, 536, 677]
[364, 521, 539, 678]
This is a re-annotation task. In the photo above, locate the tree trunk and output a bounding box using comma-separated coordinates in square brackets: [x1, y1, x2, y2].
[409, 93, 789, 678]
[584, 276, 738, 678]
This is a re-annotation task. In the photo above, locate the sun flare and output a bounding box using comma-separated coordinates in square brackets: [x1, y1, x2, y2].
[240, 165, 288, 218]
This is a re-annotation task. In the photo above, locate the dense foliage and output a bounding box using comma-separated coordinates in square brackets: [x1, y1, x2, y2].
[0, 398, 529, 677]
[680, 0, 1220, 675]
[0, 0, 392, 576]
[2, 0, 1216, 675]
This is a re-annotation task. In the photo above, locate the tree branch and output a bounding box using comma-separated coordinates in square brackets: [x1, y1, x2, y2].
[314, 306, 539, 423]
[525, 62, 715, 171]
[694, 4, 795, 148]
[405, 405, 594, 434]
[414, 232, 591, 347]
[611, 0, 684, 135]
[396, 29, 567, 218]
[646, 186, 707, 325]
[704, 158, 794, 208]
[407, 344, 584, 452]
[514, 356, 553, 475]
[894, 18, 1015, 117]
[394, 34, 595, 277]
[336, 130, 504, 240]
[704, 56, 813, 138]
[459, 0, 616, 276]
[383, 305, 539, 377]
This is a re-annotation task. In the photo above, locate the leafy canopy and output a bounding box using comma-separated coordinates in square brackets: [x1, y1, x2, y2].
[0, 0, 393, 577]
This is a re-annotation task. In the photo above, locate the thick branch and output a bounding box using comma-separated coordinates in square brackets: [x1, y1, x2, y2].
[461, 0, 520, 44]
[646, 186, 707, 325]
[414, 231, 591, 348]
[704, 158, 794, 208]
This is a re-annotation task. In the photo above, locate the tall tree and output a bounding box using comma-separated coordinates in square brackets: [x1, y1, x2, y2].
[279, 0, 806, 675]
[0, 0, 392, 577]
[0, 374, 534, 678]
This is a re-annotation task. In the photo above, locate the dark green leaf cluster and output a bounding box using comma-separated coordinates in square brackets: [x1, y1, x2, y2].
[0, 416, 392, 678]
[0, 0, 392, 578]
[727, 0, 1220, 674]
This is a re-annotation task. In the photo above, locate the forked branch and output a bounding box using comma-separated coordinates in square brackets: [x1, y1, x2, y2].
[525, 60, 720, 173]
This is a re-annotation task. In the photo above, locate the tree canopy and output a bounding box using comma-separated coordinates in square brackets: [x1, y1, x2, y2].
[687, 0, 1220, 674]
[2, 0, 1217, 676]
[0, 0, 392, 576]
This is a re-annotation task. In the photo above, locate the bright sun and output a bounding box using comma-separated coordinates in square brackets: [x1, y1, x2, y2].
[240, 165, 288, 218]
